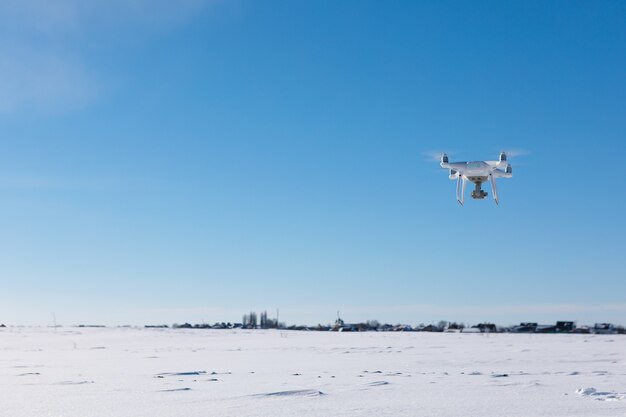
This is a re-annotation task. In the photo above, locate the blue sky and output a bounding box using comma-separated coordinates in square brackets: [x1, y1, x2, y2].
[1, 1, 625, 326]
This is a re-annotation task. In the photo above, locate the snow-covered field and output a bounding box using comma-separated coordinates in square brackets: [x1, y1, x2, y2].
[1, 327, 625, 417]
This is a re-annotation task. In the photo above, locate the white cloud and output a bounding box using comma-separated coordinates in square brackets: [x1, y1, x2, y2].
[0, 43, 96, 114]
[0, 174, 105, 190]
[341, 303, 626, 315]
[0, 0, 219, 115]
[0, 172, 160, 191]
[0, 0, 215, 35]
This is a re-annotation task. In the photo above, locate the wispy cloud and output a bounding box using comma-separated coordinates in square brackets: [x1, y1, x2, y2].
[0, 43, 96, 114]
[0, 0, 219, 115]
[340, 303, 626, 316]
[0, 173, 158, 191]
[0, 174, 104, 190]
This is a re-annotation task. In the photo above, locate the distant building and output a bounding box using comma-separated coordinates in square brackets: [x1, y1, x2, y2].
[461, 327, 480, 333]
[511, 322, 537, 333]
[555, 321, 575, 332]
[445, 322, 464, 332]
[419, 324, 443, 332]
[287, 325, 311, 331]
[593, 323, 616, 334]
[535, 324, 557, 333]
[332, 318, 345, 331]
[473, 323, 497, 333]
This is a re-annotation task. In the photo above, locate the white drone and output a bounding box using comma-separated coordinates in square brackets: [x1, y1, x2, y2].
[440, 152, 512, 205]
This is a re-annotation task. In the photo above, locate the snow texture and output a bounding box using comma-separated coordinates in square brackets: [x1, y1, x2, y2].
[1, 327, 626, 416]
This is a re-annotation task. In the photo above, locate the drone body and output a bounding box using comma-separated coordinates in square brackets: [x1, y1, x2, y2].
[440, 152, 512, 205]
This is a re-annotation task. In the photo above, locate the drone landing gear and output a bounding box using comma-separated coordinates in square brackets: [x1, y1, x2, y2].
[456, 177, 466, 205]
[490, 174, 499, 205]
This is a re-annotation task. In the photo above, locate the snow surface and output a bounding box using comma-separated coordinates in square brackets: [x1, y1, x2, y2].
[1, 327, 626, 416]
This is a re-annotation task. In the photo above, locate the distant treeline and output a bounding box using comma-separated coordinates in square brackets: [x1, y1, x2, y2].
[22, 313, 622, 334]
[158, 313, 626, 335]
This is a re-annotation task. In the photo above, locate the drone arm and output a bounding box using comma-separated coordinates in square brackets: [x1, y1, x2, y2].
[491, 167, 512, 178]
[490, 174, 499, 205]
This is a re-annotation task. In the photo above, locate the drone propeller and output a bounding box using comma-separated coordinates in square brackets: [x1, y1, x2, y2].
[422, 151, 449, 162]
[497, 149, 529, 158]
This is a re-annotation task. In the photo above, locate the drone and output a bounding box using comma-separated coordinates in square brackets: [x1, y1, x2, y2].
[440, 152, 512, 205]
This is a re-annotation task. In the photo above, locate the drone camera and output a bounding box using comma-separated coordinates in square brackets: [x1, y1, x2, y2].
[471, 189, 488, 199]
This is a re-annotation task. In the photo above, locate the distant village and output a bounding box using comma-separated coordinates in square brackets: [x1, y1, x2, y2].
[151, 311, 626, 335]
[3, 312, 623, 334]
